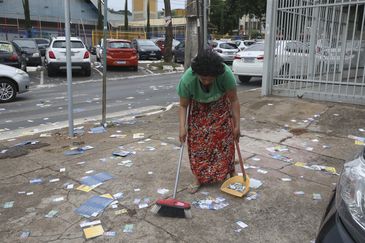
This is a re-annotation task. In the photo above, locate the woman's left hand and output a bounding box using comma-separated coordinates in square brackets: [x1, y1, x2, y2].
[233, 126, 241, 142]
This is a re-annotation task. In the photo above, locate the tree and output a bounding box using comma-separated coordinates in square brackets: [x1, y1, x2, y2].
[22, 0, 32, 37]
[97, 0, 103, 31]
[163, 0, 173, 62]
[124, 0, 128, 31]
[146, 0, 151, 38]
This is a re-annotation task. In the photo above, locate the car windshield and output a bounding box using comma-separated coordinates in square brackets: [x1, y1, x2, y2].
[246, 44, 265, 51]
[53, 41, 84, 48]
[219, 43, 237, 49]
[0, 43, 14, 53]
[109, 42, 131, 48]
[244, 41, 256, 46]
[13, 39, 37, 48]
[35, 39, 49, 45]
[137, 40, 155, 46]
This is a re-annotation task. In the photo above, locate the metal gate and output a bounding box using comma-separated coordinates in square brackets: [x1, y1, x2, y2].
[263, 0, 365, 105]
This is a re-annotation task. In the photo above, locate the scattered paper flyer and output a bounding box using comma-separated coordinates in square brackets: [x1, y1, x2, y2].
[75, 195, 114, 218]
[294, 191, 305, 195]
[157, 188, 170, 195]
[83, 224, 104, 239]
[133, 133, 144, 139]
[313, 193, 322, 200]
[123, 224, 134, 233]
[45, 210, 58, 218]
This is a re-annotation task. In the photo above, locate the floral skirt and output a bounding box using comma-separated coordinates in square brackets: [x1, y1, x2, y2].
[187, 95, 235, 184]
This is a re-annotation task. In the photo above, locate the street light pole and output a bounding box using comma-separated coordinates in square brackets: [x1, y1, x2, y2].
[102, 0, 107, 125]
[64, 0, 74, 137]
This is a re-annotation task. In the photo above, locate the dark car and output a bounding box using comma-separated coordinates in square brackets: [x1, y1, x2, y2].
[0, 41, 27, 71]
[131, 39, 161, 60]
[12, 38, 42, 66]
[33, 38, 50, 56]
[152, 38, 180, 56]
[316, 148, 365, 243]
[173, 41, 184, 63]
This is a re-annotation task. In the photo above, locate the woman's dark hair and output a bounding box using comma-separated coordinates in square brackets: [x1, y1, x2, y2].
[191, 49, 225, 76]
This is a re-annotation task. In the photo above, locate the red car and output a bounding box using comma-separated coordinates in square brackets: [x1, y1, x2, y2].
[97, 39, 138, 71]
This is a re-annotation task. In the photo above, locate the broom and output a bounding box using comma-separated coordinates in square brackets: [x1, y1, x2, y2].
[150, 143, 192, 218]
[151, 106, 192, 218]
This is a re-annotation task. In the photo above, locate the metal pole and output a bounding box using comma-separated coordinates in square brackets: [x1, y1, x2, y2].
[262, 0, 276, 96]
[102, 0, 107, 125]
[64, 0, 74, 136]
[203, 0, 207, 47]
[196, 0, 202, 53]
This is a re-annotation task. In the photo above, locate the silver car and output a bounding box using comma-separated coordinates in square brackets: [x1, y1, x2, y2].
[0, 64, 30, 102]
[211, 41, 240, 63]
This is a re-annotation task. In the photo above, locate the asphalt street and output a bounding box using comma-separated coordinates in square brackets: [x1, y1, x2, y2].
[0, 67, 262, 137]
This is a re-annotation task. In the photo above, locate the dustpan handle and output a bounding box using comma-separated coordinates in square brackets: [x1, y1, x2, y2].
[235, 138, 247, 181]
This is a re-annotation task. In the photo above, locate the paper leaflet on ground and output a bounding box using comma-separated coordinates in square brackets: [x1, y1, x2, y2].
[75, 195, 114, 218]
[83, 224, 104, 239]
[294, 162, 337, 175]
[192, 196, 229, 210]
[81, 172, 113, 187]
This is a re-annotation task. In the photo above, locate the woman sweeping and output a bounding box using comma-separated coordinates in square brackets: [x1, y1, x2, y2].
[177, 50, 240, 194]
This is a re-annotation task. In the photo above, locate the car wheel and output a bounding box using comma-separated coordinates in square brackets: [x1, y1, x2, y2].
[47, 67, 56, 77]
[238, 75, 251, 83]
[84, 68, 91, 77]
[0, 79, 17, 103]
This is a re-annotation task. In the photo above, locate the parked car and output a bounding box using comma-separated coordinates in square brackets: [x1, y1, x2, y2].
[12, 38, 42, 66]
[235, 40, 256, 51]
[152, 38, 180, 56]
[45, 36, 91, 77]
[232, 40, 317, 83]
[211, 40, 239, 63]
[0, 64, 30, 102]
[173, 41, 185, 63]
[96, 39, 138, 71]
[0, 41, 27, 71]
[131, 39, 162, 60]
[316, 148, 365, 243]
[33, 38, 50, 56]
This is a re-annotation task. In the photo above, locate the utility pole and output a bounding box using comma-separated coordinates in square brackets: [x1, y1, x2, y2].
[184, 0, 199, 69]
[102, 0, 107, 125]
[164, 0, 173, 63]
[64, 0, 74, 137]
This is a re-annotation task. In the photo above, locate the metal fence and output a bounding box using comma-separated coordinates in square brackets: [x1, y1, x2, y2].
[263, 0, 365, 105]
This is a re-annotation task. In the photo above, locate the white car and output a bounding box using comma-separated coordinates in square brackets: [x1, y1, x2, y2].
[0, 64, 30, 102]
[232, 41, 317, 83]
[45, 37, 91, 77]
[211, 40, 240, 63]
[235, 40, 256, 51]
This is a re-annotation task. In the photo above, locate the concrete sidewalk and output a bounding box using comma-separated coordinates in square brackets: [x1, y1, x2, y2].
[1, 89, 364, 242]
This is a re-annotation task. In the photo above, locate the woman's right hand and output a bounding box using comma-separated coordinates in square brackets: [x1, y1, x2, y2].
[179, 127, 187, 144]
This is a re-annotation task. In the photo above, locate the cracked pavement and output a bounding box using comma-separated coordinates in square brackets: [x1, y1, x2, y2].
[0, 89, 365, 242]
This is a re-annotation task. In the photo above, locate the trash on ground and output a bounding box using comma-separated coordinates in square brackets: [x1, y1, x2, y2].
[123, 224, 134, 233]
[148, 171, 153, 175]
[26, 192, 34, 196]
[294, 162, 337, 175]
[20, 231, 30, 239]
[118, 159, 133, 167]
[250, 178, 263, 189]
[133, 133, 145, 139]
[64, 148, 84, 156]
[3, 201, 14, 208]
[52, 196, 64, 202]
[270, 153, 293, 163]
[115, 209, 128, 215]
[355, 140, 365, 145]
[89, 126, 106, 134]
[236, 220, 248, 229]
[77, 184, 98, 192]
[60, 168, 66, 172]
[40, 133, 52, 137]
[294, 191, 305, 195]
[45, 210, 58, 218]
[113, 192, 124, 199]
[110, 134, 127, 138]
[313, 193, 322, 200]
[49, 178, 60, 183]
[85, 170, 94, 174]
[104, 231, 116, 237]
[30, 178, 43, 184]
[145, 146, 156, 151]
[75, 195, 114, 218]
[281, 178, 292, 182]
[266, 145, 289, 153]
[257, 169, 268, 174]
[251, 157, 261, 161]
[15, 140, 39, 146]
[80, 220, 101, 228]
[83, 224, 104, 239]
[65, 183, 74, 189]
[81, 172, 113, 187]
[192, 197, 229, 210]
[113, 151, 135, 157]
[246, 192, 259, 201]
[305, 147, 314, 151]
[157, 188, 170, 195]
[136, 197, 150, 209]
[348, 135, 365, 143]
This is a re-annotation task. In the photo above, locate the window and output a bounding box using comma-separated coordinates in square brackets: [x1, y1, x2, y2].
[0, 43, 13, 53]
[108, 42, 131, 48]
[53, 41, 84, 48]
[219, 43, 238, 49]
[246, 44, 265, 51]
[12, 39, 37, 48]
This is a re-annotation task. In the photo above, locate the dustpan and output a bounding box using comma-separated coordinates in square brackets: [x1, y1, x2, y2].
[221, 140, 250, 197]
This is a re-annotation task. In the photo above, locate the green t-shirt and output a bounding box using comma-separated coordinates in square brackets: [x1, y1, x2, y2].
[176, 64, 237, 103]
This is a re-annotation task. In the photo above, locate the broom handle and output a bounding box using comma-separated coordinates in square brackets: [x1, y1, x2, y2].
[173, 105, 189, 199]
[235, 140, 247, 181]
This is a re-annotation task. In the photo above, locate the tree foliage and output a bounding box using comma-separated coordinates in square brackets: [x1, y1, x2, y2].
[209, 0, 267, 35]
